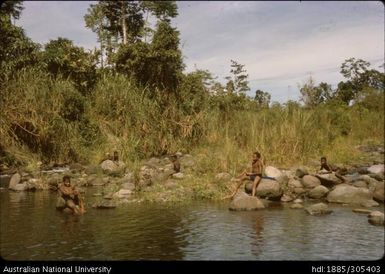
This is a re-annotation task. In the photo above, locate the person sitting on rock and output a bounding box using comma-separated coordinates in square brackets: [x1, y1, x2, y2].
[228, 151, 264, 199]
[58, 175, 85, 214]
[113, 151, 119, 162]
[318, 156, 345, 182]
[170, 154, 181, 173]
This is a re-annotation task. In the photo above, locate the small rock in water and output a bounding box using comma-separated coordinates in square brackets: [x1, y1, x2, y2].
[305, 203, 333, 216]
[293, 198, 303, 203]
[229, 192, 265, 211]
[368, 211, 384, 226]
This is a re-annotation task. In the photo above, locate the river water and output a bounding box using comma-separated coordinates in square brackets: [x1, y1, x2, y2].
[0, 185, 384, 261]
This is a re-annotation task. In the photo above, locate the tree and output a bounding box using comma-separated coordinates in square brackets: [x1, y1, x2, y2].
[299, 76, 333, 108]
[140, 1, 178, 22]
[225, 60, 249, 95]
[335, 58, 384, 105]
[84, 3, 110, 67]
[254, 89, 271, 108]
[100, 1, 144, 45]
[0, 0, 24, 24]
[42, 38, 98, 94]
[0, 1, 40, 82]
[148, 20, 184, 93]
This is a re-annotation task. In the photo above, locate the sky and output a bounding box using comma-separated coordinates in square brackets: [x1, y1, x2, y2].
[15, 1, 384, 103]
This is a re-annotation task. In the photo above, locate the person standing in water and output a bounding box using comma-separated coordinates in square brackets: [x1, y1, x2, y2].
[58, 175, 85, 214]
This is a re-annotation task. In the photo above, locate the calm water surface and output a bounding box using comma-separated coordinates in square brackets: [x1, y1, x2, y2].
[0, 186, 384, 261]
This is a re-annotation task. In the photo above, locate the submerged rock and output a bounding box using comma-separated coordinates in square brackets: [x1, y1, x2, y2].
[229, 192, 265, 211]
[305, 203, 332, 216]
[93, 199, 116, 209]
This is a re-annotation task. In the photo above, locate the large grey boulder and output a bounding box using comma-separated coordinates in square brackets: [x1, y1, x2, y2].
[245, 179, 282, 199]
[229, 192, 265, 211]
[264, 166, 282, 178]
[302, 175, 321, 188]
[315, 173, 343, 187]
[368, 211, 384, 226]
[326, 184, 374, 205]
[305, 203, 333, 215]
[373, 181, 384, 202]
[308, 185, 329, 199]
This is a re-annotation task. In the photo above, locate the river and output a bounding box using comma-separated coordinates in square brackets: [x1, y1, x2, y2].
[0, 185, 383, 261]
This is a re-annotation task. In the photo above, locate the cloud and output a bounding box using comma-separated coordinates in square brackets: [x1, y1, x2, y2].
[15, 1, 384, 102]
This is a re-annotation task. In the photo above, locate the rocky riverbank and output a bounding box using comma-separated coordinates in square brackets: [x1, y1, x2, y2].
[1, 145, 384, 226]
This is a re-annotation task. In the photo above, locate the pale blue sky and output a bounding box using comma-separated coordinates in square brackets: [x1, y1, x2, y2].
[15, 1, 384, 102]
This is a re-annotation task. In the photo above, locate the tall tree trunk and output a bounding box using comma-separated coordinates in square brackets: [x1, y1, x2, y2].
[144, 10, 149, 43]
[121, 2, 127, 44]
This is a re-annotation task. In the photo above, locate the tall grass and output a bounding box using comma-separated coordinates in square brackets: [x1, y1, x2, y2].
[1, 68, 383, 172]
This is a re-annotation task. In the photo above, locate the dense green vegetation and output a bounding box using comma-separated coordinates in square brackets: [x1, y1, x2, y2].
[0, 1, 384, 176]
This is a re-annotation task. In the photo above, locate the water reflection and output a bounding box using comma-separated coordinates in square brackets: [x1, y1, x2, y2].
[0, 190, 384, 261]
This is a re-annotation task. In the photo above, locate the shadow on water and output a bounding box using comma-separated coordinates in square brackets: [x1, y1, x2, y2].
[0, 189, 384, 260]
